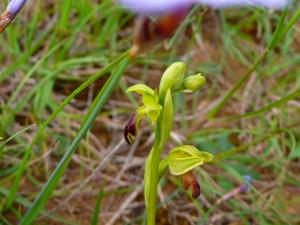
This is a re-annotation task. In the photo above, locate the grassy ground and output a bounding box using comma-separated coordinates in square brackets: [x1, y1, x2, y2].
[0, 0, 300, 224]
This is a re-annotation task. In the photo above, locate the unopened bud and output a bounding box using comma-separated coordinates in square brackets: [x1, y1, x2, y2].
[159, 62, 186, 101]
[182, 73, 206, 93]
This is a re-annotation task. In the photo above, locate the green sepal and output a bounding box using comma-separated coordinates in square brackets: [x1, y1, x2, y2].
[168, 145, 213, 176]
[137, 104, 162, 125]
[127, 83, 157, 105]
[127, 83, 155, 96]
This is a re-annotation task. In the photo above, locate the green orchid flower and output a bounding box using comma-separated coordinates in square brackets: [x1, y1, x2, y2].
[124, 84, 162, 144]
[157, 145, 213, 198]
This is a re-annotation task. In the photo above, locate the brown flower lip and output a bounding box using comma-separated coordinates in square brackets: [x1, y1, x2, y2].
[182, 171, 201, 199]
[124, 113, 137, 144]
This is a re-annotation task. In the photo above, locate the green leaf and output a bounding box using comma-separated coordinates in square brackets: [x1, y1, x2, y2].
[159, 89, 174, 147]
[158, 157, 169, 180]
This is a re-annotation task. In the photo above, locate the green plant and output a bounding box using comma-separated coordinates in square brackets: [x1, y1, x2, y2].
[124, 62, 213, 225]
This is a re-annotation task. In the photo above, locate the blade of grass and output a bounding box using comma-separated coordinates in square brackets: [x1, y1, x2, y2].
[0, 188, 80, 225]
[18, 57, 129, 225]
[5, 41, 65, 108]
[218, 87, 300, 120]
[207, 6, 293, 118]
[4, 50, 129, 209]
[91, 184, 105, 225]
[281, 9, 300, 36]
[58, 0, 73, 30]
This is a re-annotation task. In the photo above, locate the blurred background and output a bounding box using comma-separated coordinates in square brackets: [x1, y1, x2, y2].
[0, 0, 300, 224]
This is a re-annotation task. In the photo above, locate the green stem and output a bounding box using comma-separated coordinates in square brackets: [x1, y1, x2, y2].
[146, 99, 170, 225]
[146, 131, 162, 225]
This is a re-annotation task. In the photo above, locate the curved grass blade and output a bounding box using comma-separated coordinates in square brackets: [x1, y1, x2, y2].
[91, 184, 105, 225]
[207, 6, 294, 118]
[4, 51, 129, 209]
[218, 88, 300, 120]
[18, 57, 129, 225]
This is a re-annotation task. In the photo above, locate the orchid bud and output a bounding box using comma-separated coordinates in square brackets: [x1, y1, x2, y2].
[182, 73, 206, 93]
[182, 171, 201, 199]
[168, 145, 213, 176]
[159, 62, 186, 101]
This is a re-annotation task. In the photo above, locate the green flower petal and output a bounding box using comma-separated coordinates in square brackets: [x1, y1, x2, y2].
[127, 84, 159, 106]
[137, 104, 162, 125]
[127, 83, 155, 96]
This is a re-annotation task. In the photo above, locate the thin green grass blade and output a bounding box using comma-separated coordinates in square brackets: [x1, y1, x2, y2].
[18, 57, 129, 225]
[219, 88, 300, 120]
[0, 188, 80, 225]
[5, 41, 65, 107]
[281, 8, 300, 37]
[207, 7, 291, 118]
[91, 184, 105, 225]
[4, 51, 129, 209]
[58, 0, 73, 30]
